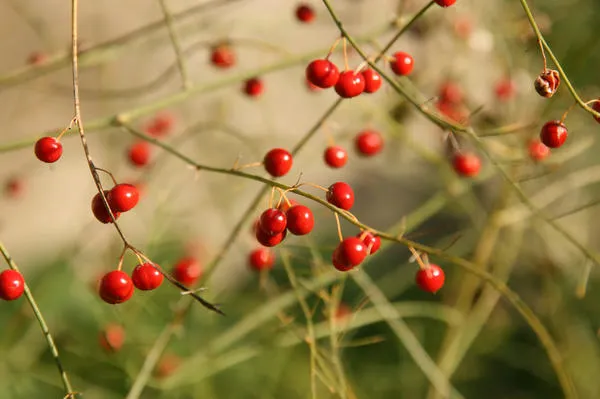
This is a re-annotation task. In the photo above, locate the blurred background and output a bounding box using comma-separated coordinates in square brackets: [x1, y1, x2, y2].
[0, 0, 599, 397]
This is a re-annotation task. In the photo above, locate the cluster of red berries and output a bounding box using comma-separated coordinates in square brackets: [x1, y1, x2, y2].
[0, 269, 25, 301]
[91, 183, 140, 224]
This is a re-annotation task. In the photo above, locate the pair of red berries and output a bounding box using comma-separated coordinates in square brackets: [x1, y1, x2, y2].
[255, 204, 315, 247]
[323, 130, 384, 169]
[91, 183, 140, 224]
[332, 232, 381, 272]
[99, 263, 163, 304]
[305, 59, 383, 98]
[34, 136, 63, 163]
[0, 269, 25, 301]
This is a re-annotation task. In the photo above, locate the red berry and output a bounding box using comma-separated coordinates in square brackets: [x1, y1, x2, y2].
[210, 43, 235, 69]
[415, 264, 445, 293]
[155, 353, 181, 379]
[357, 232, 381, 255]
[259, 208, 287, 236]
[128, 141, 151, 167]
[244, 77, 264, 97]
[172, 257, 202, 286]
[326, 182, 355, 211]
[264, 148, 293, 177]
[99, 270, 134, 304]
[145, 113, 174, 137]
[34, 137, 63, 163]
[355, 129, 383, 156]
[324, 146, 348, 168]
[249, 248, 275, 271]
[528, 139, 550, 162]
[0, 270, 25, 301]
[306, 59, 340, 89]
[390, 52, 414, 76]
[592, 100, 600, 124]
[439, 81, 463, 104]
[434, 0, 457, 7]
[495, 78, 516, 101]
[92, 191, 121, 224]
[286, 205, 314, 235]
[5, 177, 25, 199]
[361, 68, 382, 94]
[540, 120, 568, 148]
[295, 3, 315, 23]
[436, 100, 469, 124]
[132, 263, 163, 291]
[108, 183, 139, 212]
[334, 71, 365, 98]
[332, 237, 367, 271]
[453, 153, 481, 177]
[99, 324, 125, 352]
[256, 227, 287, 247]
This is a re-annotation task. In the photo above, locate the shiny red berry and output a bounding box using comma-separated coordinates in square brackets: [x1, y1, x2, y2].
[99, 324, 125, 352]
[92, 191, 121, 224]
[306, 59, 340, 89]
[361, 68, 382, 93]
[355, 129, 383, 156]
[592, 100, 600, 123]
[439, 81, 463, 104]
[326, 182, 354, 211]
[128, 141, 151, 167]
[108, 183, 139, 212]
[453, 153, 481, 177]
[286, 205, 314, 235]
[334, 71, 365, 98]
[99, 270, 134, 304]
[540, 120, 568, 148]
[324, 146, 348, 168]
[244, 77, 264, 97]
[210, 43, 235, 68]
[256, 227, 287, 247]
[34, 137, 63, 163]
[248, 248, 275, 271]
[332, 237, 367, 271]
[132, 263, 163, 291]
[434, 0, 457, 7]
[357, 232, 381, 255]
[295, 3, 315, 23]
[259, 208, 287, 236]
[0, 270, 25, 301]
[172, 257, 202, 286]
[528, 139, 550, 162]
[390, 52, 414, 76]
[264, 148, 293, 177]
[415, 264, 445, 293]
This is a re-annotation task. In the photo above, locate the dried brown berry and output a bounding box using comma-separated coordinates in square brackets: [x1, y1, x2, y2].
[534, 69, 560, 98]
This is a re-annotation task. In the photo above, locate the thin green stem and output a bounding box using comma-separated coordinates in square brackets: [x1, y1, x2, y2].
[157, 0, 191, 89]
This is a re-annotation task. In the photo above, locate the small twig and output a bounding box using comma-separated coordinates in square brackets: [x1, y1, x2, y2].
[157, 0, 191, 89]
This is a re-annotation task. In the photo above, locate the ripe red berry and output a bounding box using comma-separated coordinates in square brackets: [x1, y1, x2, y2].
[439, 81, 463, 104]
[132, 263, 163, 291]
[436, 100, 469, 124]
[434, 0, 457, 7]
[324, 146, 348, 168]
[495, 78, 516, 101]
[0, 270, 25, 301]
[172, 257, 202, 286]
[128, 141, 151, 167]
[244, 77, 264, 97]
[390, 52, 414, 76]
[528, 139, 550, 162]
[34, 137, 63, 163]
[248, 248, 275, 271]
[210, 43, 235, 69]
[155, 353, 181, 379]
[361, 68, 382, 94]
[355, 129, 383, 156]
[540, 120, 568, 148]
[332, 237, 367, 271]
[326, 182, 355, 210]
[99, 270, 134, 304]
[357, 232, 381, 255]
[256, 227, 287, 247]
[334, 71, 365, 98]
[264, 148, 293, 177]
[145, 113, 174, 137]
[415, 264, 445, 293]
[92, 191, 121, 224]
[453, 153, 481, 177]
[295, 3, 315, 23]
[306, 59, 340, 89]
[259, 208, 287, 236]
[592, 100, 600, 123]
[5, 177, 24, 199]
[108, 183, 139, 212]
[286, 205, 314, 235]
[99, 324, 125, 352]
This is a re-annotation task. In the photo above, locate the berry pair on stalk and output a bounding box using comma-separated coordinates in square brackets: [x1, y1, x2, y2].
[305, 59, 382, 98]
[255, 203, 315, 247]
[98, 263, 162, 304]
[331, 232, 381, 272]
[322, 129, 384, 169]
[92, 183, 140, 224]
